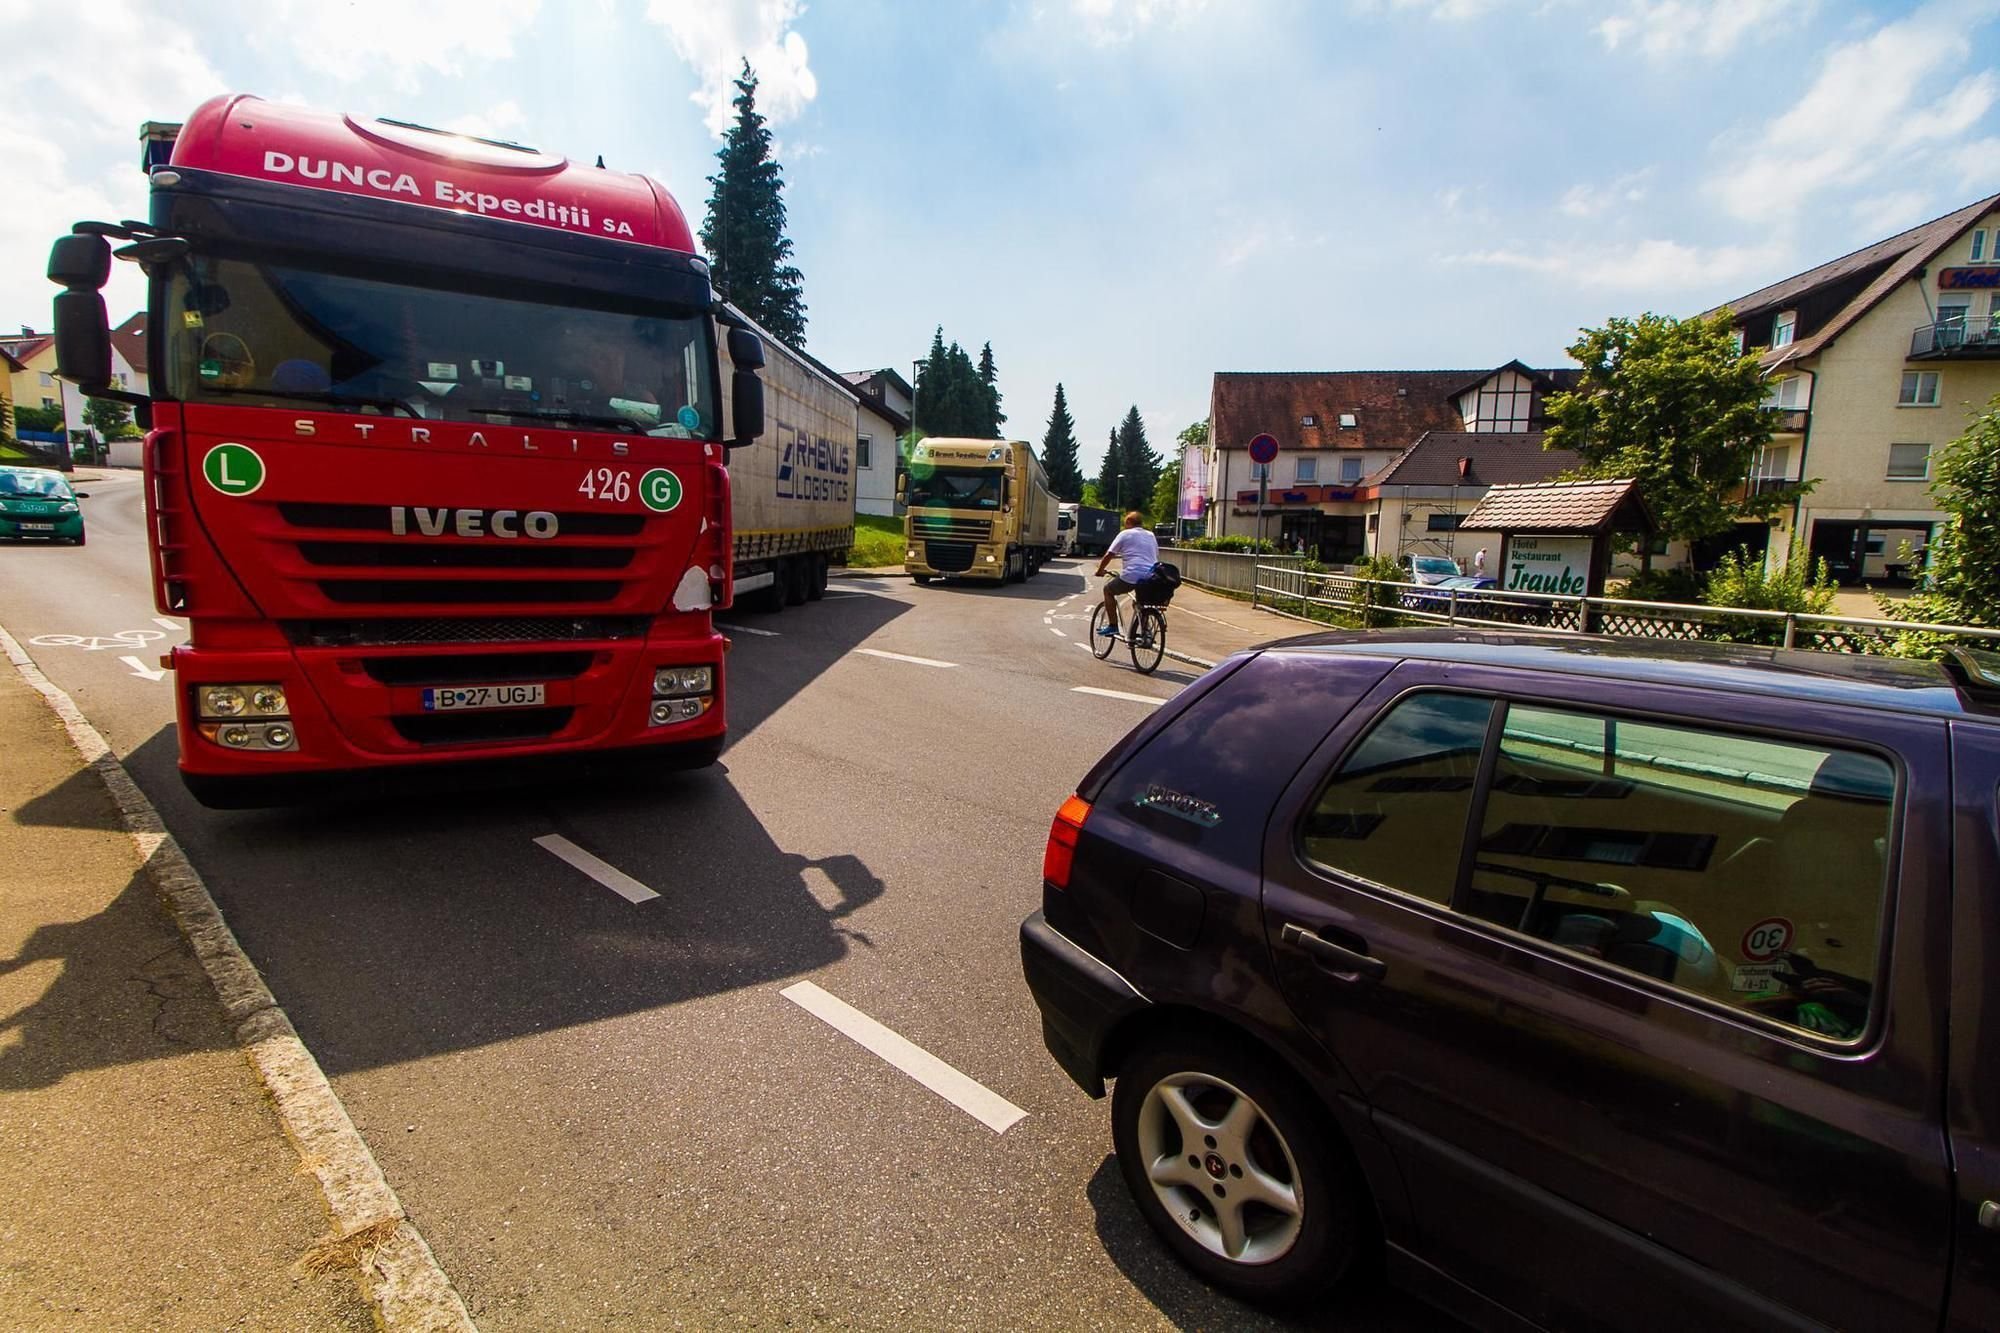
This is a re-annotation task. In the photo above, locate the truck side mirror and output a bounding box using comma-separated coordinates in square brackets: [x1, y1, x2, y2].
[726, 327, 765, 448]
[48, 233, 111, 290]
[53, 290, 113, 389]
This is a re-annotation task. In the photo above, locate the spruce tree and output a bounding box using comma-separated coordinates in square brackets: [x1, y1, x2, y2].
[1116, 406, 1161, 508]
[699, 62, 807, 345]
[977, 341, 1004, 435]
[1098, 427, 1123, 509]
[1039, 383, 1084, 501]
[913, 327, 948, 435]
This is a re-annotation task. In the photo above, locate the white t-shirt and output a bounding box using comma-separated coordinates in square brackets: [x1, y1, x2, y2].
[1106, 527, 1160, 583]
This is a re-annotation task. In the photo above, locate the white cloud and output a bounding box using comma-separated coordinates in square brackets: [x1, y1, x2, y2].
[1557, 169, 1652, 218]
[250, 0, 543, 93]
[1350, 0, 1505, 19]
[1453, 237, 1787, 292]
[1069, 0, 1211, 44]
[1848, 190, 1936, 236]
[1595, 0, 1791, 59]
[1947, 135, 2000, 185]
[2, 3, 226, 330]
[643, 0, 819, 134]
[445, 101, 529, 141]
[1708, 2, 2000, 225]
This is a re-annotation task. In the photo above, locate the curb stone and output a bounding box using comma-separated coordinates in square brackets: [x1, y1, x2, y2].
[0, 623, 477, 1333]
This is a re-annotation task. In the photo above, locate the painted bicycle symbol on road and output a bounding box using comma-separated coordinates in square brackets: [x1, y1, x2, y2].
[28, 629, 167, 652]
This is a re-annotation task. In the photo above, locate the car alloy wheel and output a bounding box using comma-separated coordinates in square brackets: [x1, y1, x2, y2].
[1112, 1035, 1363, 1302]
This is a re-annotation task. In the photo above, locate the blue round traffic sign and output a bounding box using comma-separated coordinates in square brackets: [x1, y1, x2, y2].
[1248, 433, 1279, 465]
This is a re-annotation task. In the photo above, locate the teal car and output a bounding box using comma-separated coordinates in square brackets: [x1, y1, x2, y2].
[0, 466, 87, 545]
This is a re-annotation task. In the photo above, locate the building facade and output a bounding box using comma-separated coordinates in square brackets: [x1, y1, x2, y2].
[1713, 193, 2000, 583]
[840, 368, 913, 518]
[1205, 363, 1579, 562]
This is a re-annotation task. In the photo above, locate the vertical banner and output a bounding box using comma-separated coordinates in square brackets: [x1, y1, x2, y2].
[1179, 443, 1208, 520]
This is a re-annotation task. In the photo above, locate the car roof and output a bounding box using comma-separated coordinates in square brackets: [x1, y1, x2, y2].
[1252, 627, 1998, 720]
[0, 465, 63, 477]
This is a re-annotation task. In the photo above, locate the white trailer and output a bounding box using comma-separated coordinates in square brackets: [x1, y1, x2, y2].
[717, 310, 860, 612]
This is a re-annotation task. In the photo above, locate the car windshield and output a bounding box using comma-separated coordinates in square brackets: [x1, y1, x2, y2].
[0, 470, 71, 498]
[163, 254, 717, 438]
[1412, 557, 1460, 575]
[907, 467, 1004, 510]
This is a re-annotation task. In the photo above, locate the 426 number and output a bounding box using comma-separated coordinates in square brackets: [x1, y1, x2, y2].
[577, 467, 632, 503]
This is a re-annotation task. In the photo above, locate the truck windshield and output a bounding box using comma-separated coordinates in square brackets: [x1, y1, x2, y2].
[907, 468, 1004, 510]
[162, 254, 717, 437]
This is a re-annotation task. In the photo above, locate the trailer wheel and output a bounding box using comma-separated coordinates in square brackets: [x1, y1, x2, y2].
[806, 555, 829, 601]
[750, 569, 788, 614]
[784, 557, 810, 606]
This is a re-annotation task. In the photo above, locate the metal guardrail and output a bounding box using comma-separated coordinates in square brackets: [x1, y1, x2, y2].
[1249, 565, 2000, 656]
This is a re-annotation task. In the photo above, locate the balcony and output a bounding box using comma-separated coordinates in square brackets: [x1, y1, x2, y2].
[1910, 315, 2000, 359]
[1764, 407, 1809, 434]
[1748, 475, 1804, 498]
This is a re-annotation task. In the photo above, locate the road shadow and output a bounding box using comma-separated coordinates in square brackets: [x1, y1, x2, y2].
[0, 856, 236, 1091]
[1084, 1156, 1448, 1332]
[26, 591, 914, 1080]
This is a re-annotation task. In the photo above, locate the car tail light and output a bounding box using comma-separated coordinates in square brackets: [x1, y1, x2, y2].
[1042, 794, 1092, 889]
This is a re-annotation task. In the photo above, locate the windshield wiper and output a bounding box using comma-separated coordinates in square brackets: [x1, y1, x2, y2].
[510, 408, 644, 434]
[203, 386, 422, 418]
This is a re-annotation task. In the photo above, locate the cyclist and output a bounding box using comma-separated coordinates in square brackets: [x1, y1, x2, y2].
[1094, 510, 1159, 639]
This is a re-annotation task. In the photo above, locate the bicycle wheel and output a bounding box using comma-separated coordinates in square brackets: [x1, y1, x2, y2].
[1090, 602, 1119, 659]
[1129, 607, 1166, 674]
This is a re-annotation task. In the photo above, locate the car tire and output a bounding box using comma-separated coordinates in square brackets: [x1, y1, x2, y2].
[72, 531, 87, 546]
[1111, 1032, 1367, 1305]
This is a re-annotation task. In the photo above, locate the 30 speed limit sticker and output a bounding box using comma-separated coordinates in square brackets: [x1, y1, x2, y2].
[1741, 917, 1794, 962]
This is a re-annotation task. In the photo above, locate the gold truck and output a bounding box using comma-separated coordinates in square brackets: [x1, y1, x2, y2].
[902, 437, 1060, 584]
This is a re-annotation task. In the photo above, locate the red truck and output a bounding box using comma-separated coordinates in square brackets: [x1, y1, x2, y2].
[47, 95, 768, 806]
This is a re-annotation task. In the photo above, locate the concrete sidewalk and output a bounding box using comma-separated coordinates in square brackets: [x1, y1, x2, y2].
[0, 666, 373, 1329]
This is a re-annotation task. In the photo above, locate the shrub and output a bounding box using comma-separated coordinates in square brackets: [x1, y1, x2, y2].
[1348, 554, 1406, 628]
[1616, 566, 1705, 604]
[1700, 543, 1837, 644]
[1182, 535, 1282, 554]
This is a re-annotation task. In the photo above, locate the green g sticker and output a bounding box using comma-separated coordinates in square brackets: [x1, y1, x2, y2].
[202, 442, 266, 496]
[640, 468, 682, 513]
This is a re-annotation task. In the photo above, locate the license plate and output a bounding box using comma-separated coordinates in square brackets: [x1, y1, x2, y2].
[18, 523, 54, 532]
[421, 683, 546, 711]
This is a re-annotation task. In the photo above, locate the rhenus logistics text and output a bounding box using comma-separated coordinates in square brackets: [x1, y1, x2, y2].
[776, 425, 851, 503]
[260, 152, 640, 238]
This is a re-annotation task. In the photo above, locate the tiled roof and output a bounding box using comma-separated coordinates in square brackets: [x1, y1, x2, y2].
[1461, 478, 1647, 533]
[1368, 431, 1580, 488]
[111, 312, 148, 376]
[0, 345, 21, 374]
[1209, 366, 1576, 454]
[0, 336, 52, 364]
[1709, 192, 2000, 364]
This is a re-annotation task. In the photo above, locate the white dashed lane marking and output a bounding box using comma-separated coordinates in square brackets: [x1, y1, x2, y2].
[533, 834, 660, 903]
[854, 648, 957, 669]
[781, 981, 1027, 1134]
[716, 622, 780, 637]
[1049, 626, 1067, 638]
[1072, 685, 1165, 706]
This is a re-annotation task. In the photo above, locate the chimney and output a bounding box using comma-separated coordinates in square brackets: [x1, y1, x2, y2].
[1457, 456, 1472, 479]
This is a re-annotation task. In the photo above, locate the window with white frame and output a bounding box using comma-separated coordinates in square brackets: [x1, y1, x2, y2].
[856, 434, 873, 469]
[1899, 371, 1941, 406]
[1973, 228, 1988, 263]
[38, 371, 54, 386]
[1887, 442, 1932, 480]
[1293, 456, 1317, 483]
[1340, 456, 1363, 483]
[1772, 311, 1797, 348]
[1762, 375, 1807, 409]
[42, 397, 57, 410]
[1939, 295, 1972, 343]
[1249, 462, 1270, 481]
[1755, 444, 1792, 479]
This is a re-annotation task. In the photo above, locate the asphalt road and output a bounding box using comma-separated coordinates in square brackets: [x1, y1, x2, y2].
[0, 474, 1439, 1330]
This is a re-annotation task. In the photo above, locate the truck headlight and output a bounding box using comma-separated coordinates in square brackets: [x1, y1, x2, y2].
[653, 665, 713, 697]
[199, 684, 289, 719]
[199, 686, 246, 717]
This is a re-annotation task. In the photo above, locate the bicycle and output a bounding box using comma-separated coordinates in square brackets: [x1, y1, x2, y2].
[1090, 591, 1169, 675]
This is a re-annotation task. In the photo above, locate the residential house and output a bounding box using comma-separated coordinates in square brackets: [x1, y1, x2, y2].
[1364, 430, 1582, 567]
[0, 346, 17, 440]
[1710, 192, 2000, 583]
[1, 319, 146, 449]
[840, 368, 913, 518]
[1205, 362, 1579, 561]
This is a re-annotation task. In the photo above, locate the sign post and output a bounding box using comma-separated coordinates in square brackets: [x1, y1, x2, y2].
[1248, 433, 1279, 605]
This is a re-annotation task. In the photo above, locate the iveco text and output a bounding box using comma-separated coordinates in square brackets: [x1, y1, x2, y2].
[387, 507, 558, 539]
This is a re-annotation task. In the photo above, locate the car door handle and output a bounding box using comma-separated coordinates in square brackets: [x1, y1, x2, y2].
[1281, 923, 1387, 984]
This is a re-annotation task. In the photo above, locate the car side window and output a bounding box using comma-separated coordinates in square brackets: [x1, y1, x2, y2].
[1467, 704, 1895, 1041]
[1300, 693, 1495, 903]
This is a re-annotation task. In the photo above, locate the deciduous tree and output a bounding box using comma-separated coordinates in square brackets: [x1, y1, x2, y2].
[1884, 393, 2000, 640]
[1544, 310, 1802, 572]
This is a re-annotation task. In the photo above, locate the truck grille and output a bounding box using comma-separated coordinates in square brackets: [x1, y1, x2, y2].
[279, 503, 644, 537]
[911, 515, 992, 543]
[925, 542, 976, 572]
[361, 652, 594, 686]
[284, 616, 649, 647]
[296, 541, 633, 570]
[317, 579, 622, 605]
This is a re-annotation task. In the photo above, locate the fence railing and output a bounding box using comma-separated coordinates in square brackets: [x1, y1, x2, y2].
[1169, 548, 1305, 595]
[1251, 565, 2000, 656]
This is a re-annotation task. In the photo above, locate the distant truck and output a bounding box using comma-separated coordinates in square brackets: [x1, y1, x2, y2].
[903, 438, 1059, 583]
[719, 312, 858, 612]
[1058, 502, 1118, 557]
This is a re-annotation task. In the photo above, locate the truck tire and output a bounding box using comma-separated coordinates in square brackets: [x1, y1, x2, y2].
[749, 569, 787, 614]
[806, 555, 829, 601]
[912, 574, 933, 585]
[784, 557, 810, 606]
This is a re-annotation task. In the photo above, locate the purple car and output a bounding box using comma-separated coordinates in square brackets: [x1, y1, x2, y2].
[1022, 629, 2000, 1330]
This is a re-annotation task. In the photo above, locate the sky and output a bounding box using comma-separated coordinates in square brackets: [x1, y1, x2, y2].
[6, 0, 2000, 474]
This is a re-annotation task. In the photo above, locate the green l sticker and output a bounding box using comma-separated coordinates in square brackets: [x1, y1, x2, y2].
[640, 468, 682, 513]
[202, 442, 266, 496]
